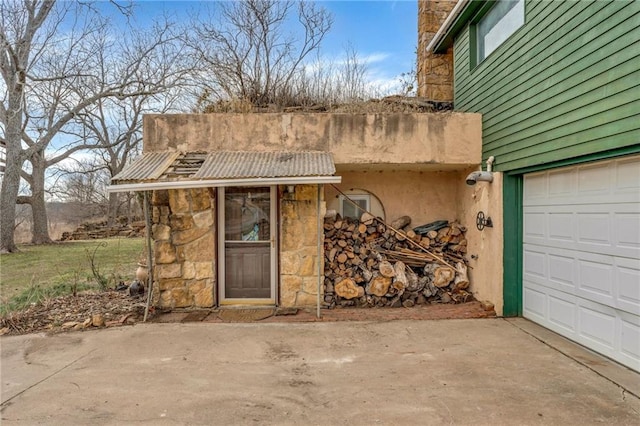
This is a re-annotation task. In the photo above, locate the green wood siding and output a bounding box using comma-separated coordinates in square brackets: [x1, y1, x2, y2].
[453, 0, 640, 172]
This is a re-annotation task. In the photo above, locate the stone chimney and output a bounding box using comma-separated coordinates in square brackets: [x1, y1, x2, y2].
[417, 0, 457, 102]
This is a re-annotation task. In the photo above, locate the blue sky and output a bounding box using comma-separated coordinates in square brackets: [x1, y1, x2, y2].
[127, 0, 418, 91]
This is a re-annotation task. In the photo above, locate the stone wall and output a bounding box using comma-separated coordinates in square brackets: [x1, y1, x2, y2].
[151, 188, 216, 309]
[417, 0, 457, 101]
[279, 185, 324, 307]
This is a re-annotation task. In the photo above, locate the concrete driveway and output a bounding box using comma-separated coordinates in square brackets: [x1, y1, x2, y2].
[1, 318, 639, 425]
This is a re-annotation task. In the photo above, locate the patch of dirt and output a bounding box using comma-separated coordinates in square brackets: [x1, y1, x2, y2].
[0, 291, 148, 336]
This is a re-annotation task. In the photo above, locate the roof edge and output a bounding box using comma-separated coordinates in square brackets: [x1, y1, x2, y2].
[427, 0, 486, 54]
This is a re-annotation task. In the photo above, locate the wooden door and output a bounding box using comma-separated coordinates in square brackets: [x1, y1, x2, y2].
[218, 186, 276, 302]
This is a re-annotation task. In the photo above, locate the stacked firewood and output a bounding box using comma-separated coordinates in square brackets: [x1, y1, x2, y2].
[323, 213, 471, 308]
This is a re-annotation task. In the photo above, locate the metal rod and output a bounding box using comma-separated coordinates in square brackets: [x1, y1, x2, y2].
[316, 184, 322, 319]
[143, 191, 154, 322]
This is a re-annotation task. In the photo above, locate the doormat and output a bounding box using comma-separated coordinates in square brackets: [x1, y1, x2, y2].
[181, 311, 212, 322]
[218, 308, 275, 322]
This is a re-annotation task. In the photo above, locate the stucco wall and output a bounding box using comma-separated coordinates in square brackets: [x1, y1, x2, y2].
[143, 113, 482, 168]
[325, 169, 504, 314]
[325, 170, 460, 227]
[457, 170, 504, 315]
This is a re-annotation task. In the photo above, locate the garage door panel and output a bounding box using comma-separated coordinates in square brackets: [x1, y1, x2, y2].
[523, 212, 546, 239]
[617, 265, 640, 314]
[548, 294, 578, 333]
[577, 259, 614, 303]
[549, 168, 576, 195]
[523, 155, 640, 372]
[620, 319, 640, 365]
[548, 253, 576, 291]
[523, 172, 548, 199]
[523, 285, 547, 321]
[577, 213, 611, 246]
[615, 212, 640, 249]
[578, 305, 616, 349]
[577, 162, 612, 194]
[616, 157, 640, 190]
[548, 213, 575, 242]
[523, 249, 546, 279]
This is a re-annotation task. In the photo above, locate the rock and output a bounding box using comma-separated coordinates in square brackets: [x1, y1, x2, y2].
[62, 321, 79, 329]
[92, 314, 105, 327]
[440, 292, 452, 304]
[128, 280, 145, 297]
[481, 300, 495, 311]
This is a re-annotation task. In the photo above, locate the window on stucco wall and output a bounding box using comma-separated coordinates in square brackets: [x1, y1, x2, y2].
[339, 194, 370, 220]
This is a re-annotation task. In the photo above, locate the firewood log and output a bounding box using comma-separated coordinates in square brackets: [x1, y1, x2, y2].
[406, 229, 419, 241]
[405, 266, 419, 292]
[378, 260, 395, 277]
[391, 215, 411, 229]
[393, 261, 407, 289]
[366, 274, 392, 297]
[433, 266, 455, 288]
[360, 212, 375, 225]
[335, 278, 363, 299]
[359, 265, 373, 282]
[453, 262, 469, 290]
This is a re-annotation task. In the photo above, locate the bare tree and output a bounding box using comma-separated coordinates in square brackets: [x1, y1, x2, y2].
[50, 155, 110, 206]
[189, 0, 332, 109]
[56, 85, 186, 226]
[0, 1, 189, 251]
[0, 0, 55, 252]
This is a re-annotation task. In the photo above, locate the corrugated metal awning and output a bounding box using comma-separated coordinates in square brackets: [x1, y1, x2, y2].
[108, 151, 340, 192]
[194, 151, 335, 179]
[112, 151, 180, 182]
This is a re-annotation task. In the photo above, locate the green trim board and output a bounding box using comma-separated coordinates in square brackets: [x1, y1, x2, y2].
[502, 173, 522, 317]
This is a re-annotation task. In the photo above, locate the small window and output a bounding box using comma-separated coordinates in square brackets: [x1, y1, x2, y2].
[476, 0, 524, 63]
[339, 194, 370, 220]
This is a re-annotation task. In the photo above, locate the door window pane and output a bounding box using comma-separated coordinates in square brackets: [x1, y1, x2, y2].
[225, 187, 270, 241]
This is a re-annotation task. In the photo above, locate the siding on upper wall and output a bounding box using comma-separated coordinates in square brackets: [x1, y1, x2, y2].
[452, 0, 640, 172]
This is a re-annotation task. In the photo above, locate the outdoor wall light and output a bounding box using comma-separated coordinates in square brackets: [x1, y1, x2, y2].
[286, 185, 295, 194]
[466, 156, 495, 186]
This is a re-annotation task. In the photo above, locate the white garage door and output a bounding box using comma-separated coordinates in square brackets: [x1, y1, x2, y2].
[523, 155, 640, 372]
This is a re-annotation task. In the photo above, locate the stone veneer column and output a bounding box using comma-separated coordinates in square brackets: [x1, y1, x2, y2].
[417, 0, 457, 102]
[279, 185, 325, 307]
[151, 188, 216, 309]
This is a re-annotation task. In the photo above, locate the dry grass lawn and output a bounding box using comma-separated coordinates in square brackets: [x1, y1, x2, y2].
[0, 238, 145, 313]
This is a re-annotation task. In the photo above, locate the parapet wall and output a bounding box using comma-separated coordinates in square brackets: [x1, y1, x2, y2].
[143, 113, 482, 168]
